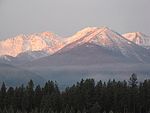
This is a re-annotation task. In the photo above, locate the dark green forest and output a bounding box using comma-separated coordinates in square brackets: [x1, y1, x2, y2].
[0, 74, 150, 113]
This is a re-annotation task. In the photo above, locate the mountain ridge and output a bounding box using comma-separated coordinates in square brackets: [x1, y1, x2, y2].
[0, 26, 150, 57]
[0, 27, 150, 62]
[22, 27, 150, 68]
[0, 32, 65, 57]
[123, 32, 150, 48]
[1, 27, 150, 86]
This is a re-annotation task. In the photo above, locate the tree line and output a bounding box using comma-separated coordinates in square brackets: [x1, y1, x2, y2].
[0, 73, 150, 113]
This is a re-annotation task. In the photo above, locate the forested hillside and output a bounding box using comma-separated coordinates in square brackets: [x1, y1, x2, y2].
[0, 74, 150, 113]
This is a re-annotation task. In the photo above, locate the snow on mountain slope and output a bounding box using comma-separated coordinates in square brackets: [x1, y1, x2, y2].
[0, 55, 12, 62]
[63, 27, 150, 62]
[123, 32, 150, 48]
[0, 55, 14, 64]
[1, 27, 150, 64]
[13, 51, 49, 65]
[65, 27, 132, 51]
[23, 27, 150, 68]
[0, 32, 64, 57]
[65, 27, 98, 44]
[13, 27, 150, 84]
[0, 51, 49, 65]
[17, 51, 49, 60]
[24, 43, 136, 67]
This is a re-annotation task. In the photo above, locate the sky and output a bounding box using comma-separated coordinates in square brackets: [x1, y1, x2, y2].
[0, 0, 150, 39]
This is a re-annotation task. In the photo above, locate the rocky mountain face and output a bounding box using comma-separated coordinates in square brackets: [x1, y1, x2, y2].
[22, 27, 150, 68]
[123, 32, 150, 48]
[0, 27, 150, 60]
[0, 32, 65, 57]
[62, 27, 150, 63]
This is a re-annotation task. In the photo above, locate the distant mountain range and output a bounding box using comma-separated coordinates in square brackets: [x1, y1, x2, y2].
[0, 27, 150, 86]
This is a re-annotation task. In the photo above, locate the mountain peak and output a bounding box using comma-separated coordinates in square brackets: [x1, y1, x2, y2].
[78, 26, 111, 32]
[123, 32, 150, 47]
[0, 32, 64, 57]
[65, 26, 113, 44]
[63, 27, 139, 58]
[99, 26, 111, 30]
[1, 27, 150, 59]
[41, 31, 55, 35]
[65, 26, 127, 45]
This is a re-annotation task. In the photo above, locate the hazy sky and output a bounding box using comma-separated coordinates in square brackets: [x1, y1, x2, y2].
[0, 0, 150, 39]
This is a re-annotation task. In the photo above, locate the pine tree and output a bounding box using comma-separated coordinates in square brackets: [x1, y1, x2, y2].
[7, 105, 14, 113]
[0, 108, 2, 113]
[109, 110, 113, 113]
[129, 73, 138, 88]
[0, 82, 6, 110]
[95, 80, 103, 106]
[102, 111, 106, 113]
[128, 74, 138, 113]
[5, 87, 14, 108]
[27, 80, 34, 111]
[14, 85, 25, 111]
[89, 102, 101, 113]
[65, 104, 70, 113]
[82, 108, 87, 113]
[69, 107, 75, 113]
[77, 110, 81, 113]
[2, 107, 7, 113]
[34, 85, 42, 110]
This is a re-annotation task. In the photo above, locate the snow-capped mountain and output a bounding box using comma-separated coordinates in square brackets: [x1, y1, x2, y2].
[23, 27, 150, 68]
[0, 32, 64, 57]
[63, 27, 150, 62]
[65, 27, 132, 50]
[1, 27, 150, 86]
[21, 27, 150, 84]
[123, 32, 150, 48]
